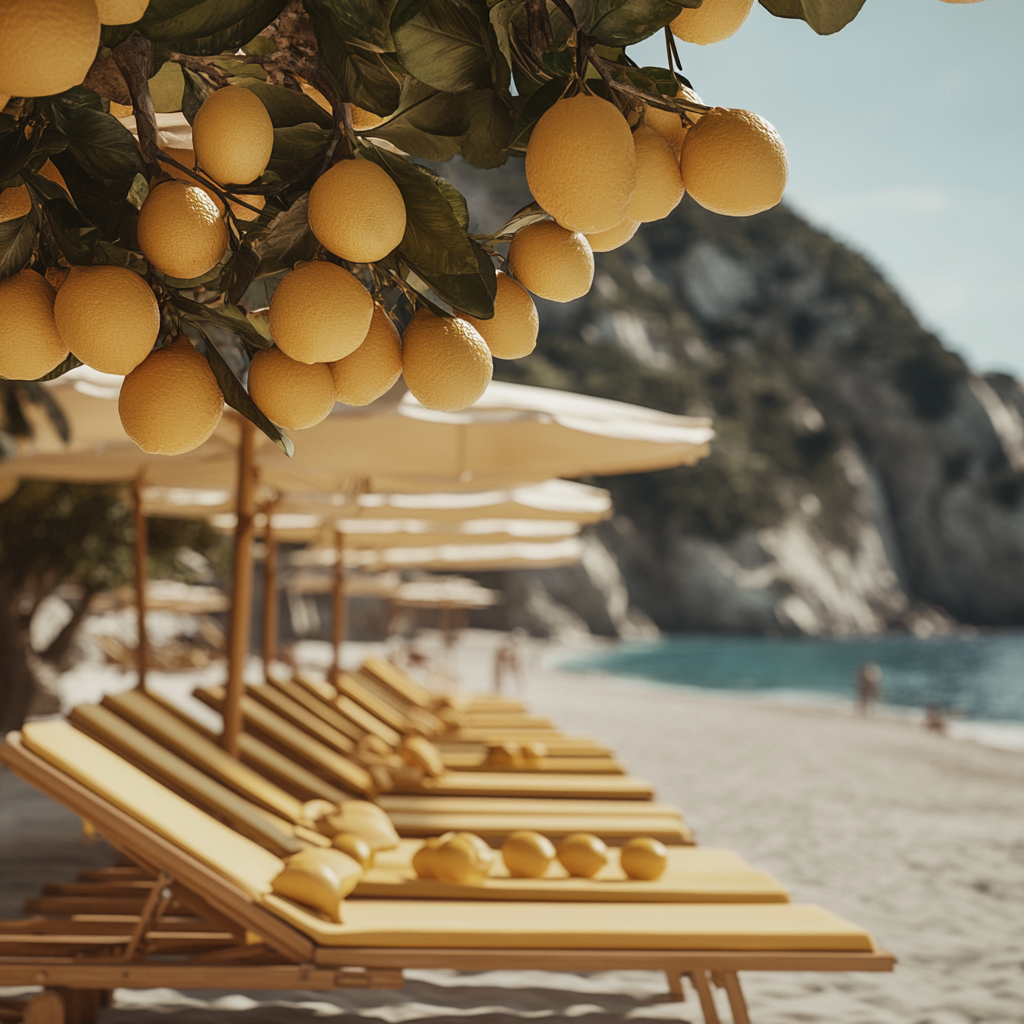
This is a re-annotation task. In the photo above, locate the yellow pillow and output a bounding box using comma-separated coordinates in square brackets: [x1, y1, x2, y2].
[270, 849, 362, 923]
[320, 800, 400, 851]
[401, 736, 446, 778]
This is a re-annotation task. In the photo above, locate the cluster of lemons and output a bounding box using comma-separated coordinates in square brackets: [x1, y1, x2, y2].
[413, 829, 669, 884]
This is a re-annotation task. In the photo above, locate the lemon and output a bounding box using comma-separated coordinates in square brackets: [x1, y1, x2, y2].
[0, 0, 99, 98]
[54, 266, 159, 374]
[94, 0, 147, 24]
[525, 93, 636, 234]
[620, 837, 668, 881]
[556, 833, 608, 878]
[501, 830, 556, 879]
[460, 272, 538, 360]
[506, 221, 594, 303]
[329, 305, 403, 406]
[643, 85, 706, 156]
[228, 194, 265, 221]
[192, 85, 274, 186]
[308, 159, 406, 263]
[0, 270, 68, 380]
[0, 160, 68, 223]
[680, 107, 788, 216]
[584, 218, 640, 253]
[137, 179, 227, 280]
[269, 261, 373, 364]
[247, 347, 336, 430]
[401, 309, 492, 412]
[118, 336, 223, 454]
[670, 0, 754, 44]
[627, 126, 684, 223]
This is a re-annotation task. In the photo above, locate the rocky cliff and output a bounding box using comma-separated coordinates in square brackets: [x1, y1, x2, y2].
[449, 159, 1024, 638]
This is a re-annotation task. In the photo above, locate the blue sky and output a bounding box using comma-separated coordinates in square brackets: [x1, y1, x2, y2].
[629, 1, 1024, 377]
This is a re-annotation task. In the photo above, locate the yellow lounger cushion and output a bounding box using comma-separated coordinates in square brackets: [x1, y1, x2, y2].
[391, 772, 655, 800]
[263, 897, 875, 951]
[21, 721, 283, 898]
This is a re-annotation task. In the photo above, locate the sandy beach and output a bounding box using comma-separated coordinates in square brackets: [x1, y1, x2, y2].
[3, 627, 1024, 1023]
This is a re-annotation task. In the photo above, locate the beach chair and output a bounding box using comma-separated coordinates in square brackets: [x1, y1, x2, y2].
[94, 690, 692, 845]
[193, 683, 664, 806]
[0, 723, 895, 1024]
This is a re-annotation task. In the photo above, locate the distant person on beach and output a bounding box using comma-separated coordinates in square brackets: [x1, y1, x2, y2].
[857, 662, 882, 714]
[494, 631, 525, 695]
[925, 704, 947, 734]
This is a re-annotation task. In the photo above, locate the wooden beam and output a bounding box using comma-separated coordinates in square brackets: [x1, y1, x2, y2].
[262, 503, 279, 678]
[131, 478, 148, 691]
[225, 418, 258, 757]
[330, 529, 345, 687]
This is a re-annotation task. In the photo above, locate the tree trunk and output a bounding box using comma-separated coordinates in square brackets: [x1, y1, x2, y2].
[40, 588, 96, 671]
[0, 577, 39, 733]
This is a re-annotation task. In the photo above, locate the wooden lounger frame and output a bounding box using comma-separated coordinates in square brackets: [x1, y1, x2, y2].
[0, 734, 894, 1024]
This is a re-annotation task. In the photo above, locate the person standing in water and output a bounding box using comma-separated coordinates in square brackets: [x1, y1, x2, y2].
[857, 662, 882, 714]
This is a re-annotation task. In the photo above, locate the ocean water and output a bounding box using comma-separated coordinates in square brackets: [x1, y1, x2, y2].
[562, 634, 1024, 741]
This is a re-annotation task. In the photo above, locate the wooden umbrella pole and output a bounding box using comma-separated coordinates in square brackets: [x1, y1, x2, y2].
[131, 477, 149, 691]
[224, 418, 257, 757]
[262, 502, 279, 679]
[330, 528, 345, 687]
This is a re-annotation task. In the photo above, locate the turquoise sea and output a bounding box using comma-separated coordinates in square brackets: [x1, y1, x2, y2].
[562, 633, 1024, 725]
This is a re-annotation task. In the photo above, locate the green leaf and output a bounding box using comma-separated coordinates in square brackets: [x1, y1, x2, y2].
[242, 33, 279, 55]
[193, 324, 293, 457]
[226, 242, 261, 304]
[149, 61, 185, 113]
[0, 125, 67, 185]
[404, 237, 497, 318]
[230, 79, 333, 129]
[0, 212, 38, 281]
[313, 0, 399, 51]
[306, 1, 402, 116]
[508, 76, 569, 154]
[271, 124, 333, 164]
[172, 295, 272, 349]
[362, 146, 478, 276]
[32, 353, 83, 382]
[103, 0, 289, 56]
[254, 195, 319, 276]
[638, 65, 685, 97]
[180, 66, 214, 124]
[46, 89, 145, 181]
[35, 196, 99, 265]
[758, 0, 866, 34]
[371, 81, 515, 169]
[391, 0, 506, 93]
[589, 0, 695, 46]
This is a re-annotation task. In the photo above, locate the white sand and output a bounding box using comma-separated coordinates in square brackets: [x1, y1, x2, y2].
[3, 627, 1024, 1023]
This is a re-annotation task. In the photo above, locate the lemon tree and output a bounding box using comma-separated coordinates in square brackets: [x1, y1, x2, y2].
[0, 0, 876, 450]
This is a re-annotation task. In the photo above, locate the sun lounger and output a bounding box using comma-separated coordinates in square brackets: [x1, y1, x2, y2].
[195, 683, 661, 804]
[93, 691, 692, 845]
[1, 723, 894, 1024]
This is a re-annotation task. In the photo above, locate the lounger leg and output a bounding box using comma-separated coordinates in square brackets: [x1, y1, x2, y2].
[22, 992, 65, 1024]
[711, 972, 751, 1024]
[665, 972, 686, 1001]
[51, 990, 101, 1024]
[686, 971, 722, 1024]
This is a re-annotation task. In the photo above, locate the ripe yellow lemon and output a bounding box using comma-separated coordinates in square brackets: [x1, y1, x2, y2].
[118, 336, 223, 454]
[680, 107, 788, 216]
[670, 0, 754, 44]
[557, 833, 608, 878]
[192, 86, 274, 186]
[460, 272, 538, 360]
[0, 270, 68, 380]
[308, 159, 406, 263]
[627, 126, 684, 223]
[401, 309, 492, 412]
[525, 93, 636, 234]
[0, 0, 99, 98]
[137, 179, 227, 280]
[247, 347, 336, 429]
[0, 160, 68, 223]
[94, 0, 147, 23]
[506, 221, 594, 303]
[329, 305, 403, 406]
[584, 218, 640, 252]
[269, 261, 373, 364]
[643, 85, 706, 156]
[501, 831, 556, 879]
[620, 837, 668, 881]
[54, 266, 159, 374]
